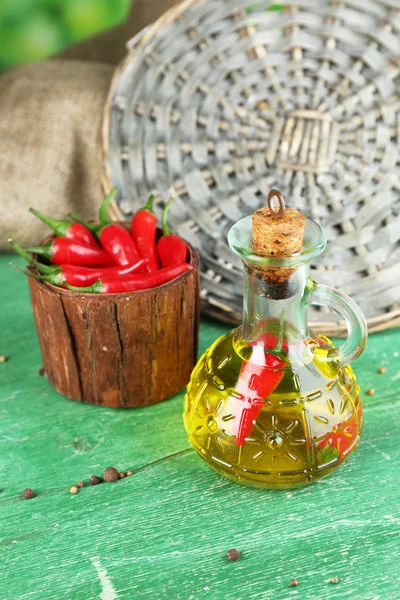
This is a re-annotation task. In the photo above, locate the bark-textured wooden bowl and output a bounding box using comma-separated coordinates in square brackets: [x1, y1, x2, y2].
[27, 234, 200, 408]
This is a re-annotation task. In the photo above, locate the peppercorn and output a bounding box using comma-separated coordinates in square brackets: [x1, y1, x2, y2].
[104, 467, 119, 482]
[38, 366, 45, 376]
[0, 355, 8, 363]
[127, 470, 133, 476]
[23, 488, 35, 499]
[70, 485, 78, 495]
[378, 367, 386, 374]
[331, 577, 339, 584]
[290, 579, 298, 587]
[226, 549, 241, 561]
[366, 388, 375, 396]
[118, 472, 125, 479]
[90, 475, 102, 485]
[76, 481, 84, 488]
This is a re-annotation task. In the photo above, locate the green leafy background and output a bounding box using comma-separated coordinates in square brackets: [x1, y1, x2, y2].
[0, 0, 131, 72]
[0, 1, 284, 73]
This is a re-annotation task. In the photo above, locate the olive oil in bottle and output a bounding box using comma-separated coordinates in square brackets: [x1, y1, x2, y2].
[184, 191, 367, 488]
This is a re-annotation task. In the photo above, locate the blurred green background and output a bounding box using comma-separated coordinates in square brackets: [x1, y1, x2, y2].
[0, 0, 131, 72]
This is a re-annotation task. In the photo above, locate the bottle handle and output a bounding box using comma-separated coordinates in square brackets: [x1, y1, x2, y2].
[308, 281, 368, 367]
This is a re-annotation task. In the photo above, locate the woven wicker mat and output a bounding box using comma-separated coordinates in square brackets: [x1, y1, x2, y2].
[103, 0, 400, 335]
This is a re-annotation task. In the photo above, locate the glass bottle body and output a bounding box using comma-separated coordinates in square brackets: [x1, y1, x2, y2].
[183, 217, 366, 488]
[184, 329, 362, 488]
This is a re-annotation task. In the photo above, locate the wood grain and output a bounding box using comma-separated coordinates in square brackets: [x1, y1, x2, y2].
[27, 244, 200, 408]
[0, 254, 399, 600]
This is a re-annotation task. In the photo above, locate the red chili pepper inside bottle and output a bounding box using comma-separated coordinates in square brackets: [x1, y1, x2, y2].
[233, 349, 285, 446]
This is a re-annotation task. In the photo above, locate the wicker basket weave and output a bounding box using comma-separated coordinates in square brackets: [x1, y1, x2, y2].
[103, 0, 400, 335]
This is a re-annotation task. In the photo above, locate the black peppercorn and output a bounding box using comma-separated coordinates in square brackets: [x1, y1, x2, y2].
[226, 549, 241, 561]
[23, 488, 35, 499]
[90, 475, 102, 485]
[103, 467, 119, 482]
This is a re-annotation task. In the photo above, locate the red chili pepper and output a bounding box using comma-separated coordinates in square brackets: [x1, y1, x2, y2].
[316, 403, 362, 461]
[99, 224, 141, 267]
[234, 350, 285, 446]
[249, 331, 290, 351]
[130, 195, 159, 272]
[24, 262, 148, 288]
[57, 262, 147, 286]
[70, 188, 142, 268]
[24, 238, 115, 267]
[65, 264, 193, 294]
[10, 242, 146, 287]
[29, 208, 98, 248]
[156, 197, 188, 268]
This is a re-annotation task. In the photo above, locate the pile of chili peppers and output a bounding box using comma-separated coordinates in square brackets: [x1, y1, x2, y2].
[10, 189, 192, 294]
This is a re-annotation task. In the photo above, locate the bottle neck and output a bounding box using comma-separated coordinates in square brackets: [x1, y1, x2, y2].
[241, 261, 311, 346]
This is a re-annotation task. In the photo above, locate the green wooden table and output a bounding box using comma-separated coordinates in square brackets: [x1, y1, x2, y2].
[1, 253, 399, 599]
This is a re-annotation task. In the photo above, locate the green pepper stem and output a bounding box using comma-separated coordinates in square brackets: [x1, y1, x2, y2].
[99, 187, 118, 226]
[10, 262, 30, 276]
[65, 281, 102, 294]
[162, 196, 174, 236]
[9, 263, 63, 286]
[143, 194, 155, 213]
[69, 187, 118, 234]
[24, 243, 52, 259]
[29, 208, 70, 237]
[9, 241, 55, 274]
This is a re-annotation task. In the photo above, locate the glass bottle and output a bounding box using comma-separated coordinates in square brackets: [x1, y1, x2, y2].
[184, 206, 367, 489]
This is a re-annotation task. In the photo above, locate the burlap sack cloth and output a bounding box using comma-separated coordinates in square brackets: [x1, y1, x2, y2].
[0, 0, 179, 249]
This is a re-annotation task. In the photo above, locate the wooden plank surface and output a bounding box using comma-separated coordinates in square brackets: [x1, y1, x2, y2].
[0, 253, 399, 600]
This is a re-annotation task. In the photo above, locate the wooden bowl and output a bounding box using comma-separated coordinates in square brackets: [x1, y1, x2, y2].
[27, 231, 200, 408]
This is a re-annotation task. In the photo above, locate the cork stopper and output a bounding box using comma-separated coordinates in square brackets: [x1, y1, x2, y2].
[252, 190, 306, 257]
[251, 190, 306, 299]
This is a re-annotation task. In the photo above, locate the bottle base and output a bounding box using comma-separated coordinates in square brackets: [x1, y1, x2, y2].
[190, 437, 359, 489]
